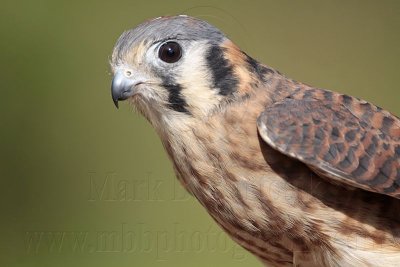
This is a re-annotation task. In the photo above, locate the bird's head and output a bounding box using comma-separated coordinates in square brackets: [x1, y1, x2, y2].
[110, 15, 273, 129]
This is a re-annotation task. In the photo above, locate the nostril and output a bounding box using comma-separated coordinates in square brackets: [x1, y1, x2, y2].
[124, 70, 132, 77]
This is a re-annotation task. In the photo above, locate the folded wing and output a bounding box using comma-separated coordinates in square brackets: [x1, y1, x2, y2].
[257, 88, 400, 199]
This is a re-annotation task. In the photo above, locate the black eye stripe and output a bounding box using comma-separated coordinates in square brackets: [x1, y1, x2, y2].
[164, 83, 189, 114]
[158, 41, 182, 63]
[206, 45, 238, 96]
[158, 75, 190, 114]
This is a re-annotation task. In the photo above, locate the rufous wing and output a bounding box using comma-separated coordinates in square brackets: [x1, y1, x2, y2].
[257, 88, 400, 199]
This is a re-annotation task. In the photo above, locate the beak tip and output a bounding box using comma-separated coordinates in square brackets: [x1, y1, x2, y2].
[111, 70, 135, 109]
[113, 99, 119, 109]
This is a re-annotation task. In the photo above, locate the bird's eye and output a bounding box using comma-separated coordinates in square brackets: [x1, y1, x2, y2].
[158, 41, 182, 63]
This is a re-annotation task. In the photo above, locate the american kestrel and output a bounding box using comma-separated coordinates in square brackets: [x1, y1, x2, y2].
[110, 16, 400, 267]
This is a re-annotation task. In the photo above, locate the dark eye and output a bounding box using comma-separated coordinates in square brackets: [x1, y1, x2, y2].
[158, 41, 182, 63]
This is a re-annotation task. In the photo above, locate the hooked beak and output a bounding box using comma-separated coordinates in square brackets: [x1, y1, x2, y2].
[111, 70, 137, 108]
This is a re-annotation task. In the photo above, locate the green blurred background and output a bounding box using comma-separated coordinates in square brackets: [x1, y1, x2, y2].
[1, 1, 399, 266]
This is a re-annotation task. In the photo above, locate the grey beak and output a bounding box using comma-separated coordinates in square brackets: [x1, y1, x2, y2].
[111, 71, 136, 109]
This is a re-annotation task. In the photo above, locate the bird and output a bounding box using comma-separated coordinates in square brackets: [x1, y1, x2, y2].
[110, 15, 400, 267]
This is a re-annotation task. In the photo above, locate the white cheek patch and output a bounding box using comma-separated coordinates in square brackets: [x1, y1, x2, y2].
[178, 42, 223, 117]
[140, 45, 171, 102]
[142, 40, 223, 118]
